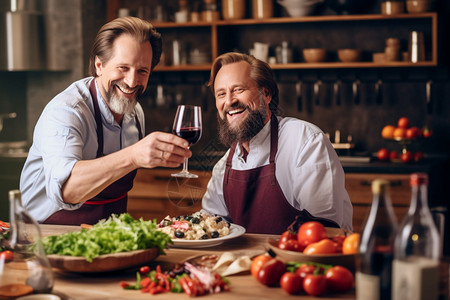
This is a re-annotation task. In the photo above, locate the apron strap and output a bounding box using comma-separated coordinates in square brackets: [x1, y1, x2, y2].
[89, 79, 104, 157]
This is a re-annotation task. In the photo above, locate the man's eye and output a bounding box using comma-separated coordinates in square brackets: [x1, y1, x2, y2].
[234, 88, 244, 93]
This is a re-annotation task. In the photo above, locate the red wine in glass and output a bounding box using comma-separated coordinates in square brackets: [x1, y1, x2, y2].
[171, 105, 202, 178]
[173, 127, 201, 146]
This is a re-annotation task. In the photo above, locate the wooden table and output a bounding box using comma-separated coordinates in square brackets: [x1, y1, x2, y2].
[40, 225, 356, 300]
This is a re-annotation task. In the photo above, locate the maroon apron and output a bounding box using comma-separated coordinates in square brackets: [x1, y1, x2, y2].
[223, 115, 338, 234]
[44, 79, 142, 225]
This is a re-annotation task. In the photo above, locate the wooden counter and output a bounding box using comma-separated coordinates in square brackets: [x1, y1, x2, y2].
[41, 225, 356, 300]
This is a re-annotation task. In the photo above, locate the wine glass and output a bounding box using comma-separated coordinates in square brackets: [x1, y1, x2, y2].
[171, 105, 202, 178]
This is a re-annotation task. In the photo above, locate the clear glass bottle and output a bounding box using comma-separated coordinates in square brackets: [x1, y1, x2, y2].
[356, 179, 398, 300]
[392, 173, 440, 300]
[0, 190, 54, 298]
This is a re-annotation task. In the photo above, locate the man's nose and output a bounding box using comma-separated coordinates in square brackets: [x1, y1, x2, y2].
[224, 91, 238, 107]
[124, 71, 138, 88]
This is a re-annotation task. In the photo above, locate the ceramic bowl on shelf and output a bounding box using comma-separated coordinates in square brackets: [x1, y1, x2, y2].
[303, 48, 327, 63]
[337, 49, 362, 62]
[277, 0, 323, 17]
[406, 0, 435, 13]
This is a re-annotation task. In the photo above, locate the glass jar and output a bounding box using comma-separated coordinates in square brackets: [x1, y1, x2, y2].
[0, 190, 54, 299]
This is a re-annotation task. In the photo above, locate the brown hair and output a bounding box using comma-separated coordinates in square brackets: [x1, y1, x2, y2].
[208, 52, 279, 114]
[88, 17, 162, 77]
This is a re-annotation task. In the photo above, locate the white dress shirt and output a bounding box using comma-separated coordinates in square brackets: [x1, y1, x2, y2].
[202, 116, 353, 231]
[20, 77, 144, 223]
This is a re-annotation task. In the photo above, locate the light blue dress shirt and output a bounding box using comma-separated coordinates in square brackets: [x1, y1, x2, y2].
[202, 116, 353, 231]
[20, 77, 145, 223]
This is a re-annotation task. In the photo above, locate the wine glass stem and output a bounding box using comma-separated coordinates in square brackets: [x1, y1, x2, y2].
[182, 157, 189, 173]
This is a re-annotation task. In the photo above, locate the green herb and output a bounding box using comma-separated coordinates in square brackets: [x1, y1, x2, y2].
[42, 213, 172, 262]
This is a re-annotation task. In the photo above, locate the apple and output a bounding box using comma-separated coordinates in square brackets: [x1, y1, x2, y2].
[401, 151, 414, 163]
[397, 117, 410, 129]
[377, 148, 389, 161]
[406, 127, 420, 139]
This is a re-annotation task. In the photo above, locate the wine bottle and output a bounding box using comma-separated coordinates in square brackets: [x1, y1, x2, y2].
[392, 173, 440, 300]
[356, 179, 398, 300]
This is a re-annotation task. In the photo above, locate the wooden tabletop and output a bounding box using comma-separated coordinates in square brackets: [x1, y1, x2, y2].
[40, 224, 356, 300]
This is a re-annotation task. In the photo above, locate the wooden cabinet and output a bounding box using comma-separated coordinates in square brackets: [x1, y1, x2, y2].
[127, 168, 211, 222]
[345, 173, 411, 233]
[128, 169, 412, 233]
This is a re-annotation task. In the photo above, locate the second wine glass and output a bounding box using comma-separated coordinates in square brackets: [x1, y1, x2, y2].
[171, 105, 202, 178]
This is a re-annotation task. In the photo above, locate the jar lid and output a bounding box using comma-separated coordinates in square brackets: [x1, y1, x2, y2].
[410, 172, 428, 186]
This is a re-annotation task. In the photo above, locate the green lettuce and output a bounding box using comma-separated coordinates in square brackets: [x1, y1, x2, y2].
[42, 213, 172, 262]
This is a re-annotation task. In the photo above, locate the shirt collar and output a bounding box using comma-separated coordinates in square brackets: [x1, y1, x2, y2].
[235, 118, 271, 158]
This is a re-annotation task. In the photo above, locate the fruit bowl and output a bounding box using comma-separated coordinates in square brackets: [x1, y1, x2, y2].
[267, 239, 356, 272]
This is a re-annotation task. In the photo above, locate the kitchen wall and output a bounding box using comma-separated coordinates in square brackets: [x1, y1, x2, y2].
[0, 0, 448, 160]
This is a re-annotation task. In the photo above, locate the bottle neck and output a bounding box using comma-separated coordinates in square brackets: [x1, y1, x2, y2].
[409, 183, 430, 215]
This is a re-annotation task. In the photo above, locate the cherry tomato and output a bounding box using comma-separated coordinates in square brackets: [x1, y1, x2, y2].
[280, 272, 302, 295]
[303, 274, 327, 297]
[389, 150, 399, 161]
[303, 238, 337, 255]
[294, 264, 317, 279]
[250, 254, 272, 279]
[325, 266, 354, 293]
[342, 233, 360, 254]
[257, 258, 286, 287]
[0, 250, 13, 261]
[414, 151, 424, 162]
[279, 230, 297, 244]
[406, 126, 420, 139]
[377, 148, 389, 161]
[139, 266, 150, 274]
[297, 221, 328, 248]
[278, 239, 303, 252]
[423, 127, 433, 138]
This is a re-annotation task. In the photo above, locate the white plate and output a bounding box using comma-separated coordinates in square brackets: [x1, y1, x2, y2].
[170, 224, 246, 248]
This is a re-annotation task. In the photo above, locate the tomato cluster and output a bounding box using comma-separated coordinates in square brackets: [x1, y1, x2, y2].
[376, 148, 424, 163]
[277, 221, 358, 255]
[251, 256, 354, 296]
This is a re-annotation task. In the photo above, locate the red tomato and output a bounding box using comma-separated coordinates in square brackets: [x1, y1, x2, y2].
[280, 272, 302, 295]
[251, 255, 272, 279]
[414, 151, 424, 162]
[401, 151, 413, 163]
[139, 266, 150, 274]
[279, 230, 297, 243]
[278, 239, 303, 252]
[423, 127, 433, 138]
[303, 238, 337, 255]
[295, 264, 317, 279]
[325, 266, 354, 293]
[297, 221, 328, 248]
[397, 117, 410, 129]
[0, 250, 13, 261]
[303, 274, 327, 297]
[257, 258, 286, 287]
[389, 150, 399, 161]
[377, 148, 389, 161]
[406, 126, 420, 139]
[0, 221, 9, 228]
[331, 235, 345, 253]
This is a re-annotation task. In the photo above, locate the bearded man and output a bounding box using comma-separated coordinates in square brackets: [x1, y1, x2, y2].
[20, 17, 191, 225]
[202, 52, 353, 234]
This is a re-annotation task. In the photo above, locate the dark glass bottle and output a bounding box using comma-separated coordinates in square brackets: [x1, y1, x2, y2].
[356, 179, 398, 300]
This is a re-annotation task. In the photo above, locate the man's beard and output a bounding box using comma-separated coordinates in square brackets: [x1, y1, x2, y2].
[217, 96, 268, 147]
[104, 80, 144, 115]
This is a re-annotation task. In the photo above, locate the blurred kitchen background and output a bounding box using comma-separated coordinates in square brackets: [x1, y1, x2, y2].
[0, 0, 449, 240]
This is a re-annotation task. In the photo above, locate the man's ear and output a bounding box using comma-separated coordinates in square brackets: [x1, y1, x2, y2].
[262, 87, 271, 104]
[94, 56, 102, 76]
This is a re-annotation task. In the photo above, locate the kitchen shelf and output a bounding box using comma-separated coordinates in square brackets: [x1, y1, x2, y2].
[106, 0, 438, 72]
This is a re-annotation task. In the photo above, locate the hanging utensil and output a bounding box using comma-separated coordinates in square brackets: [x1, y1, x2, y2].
[333, 80, 341, 106]
[296, 81, 302, 111]
[375, 79, 383, 105]
[314, 80, 322, 106]
[426, 80, 432, 114]
[352, 79, 360, 104]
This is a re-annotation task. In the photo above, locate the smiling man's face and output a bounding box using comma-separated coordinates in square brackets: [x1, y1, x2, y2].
[95, 33, 153, 116]
[214, 61, 271, 146]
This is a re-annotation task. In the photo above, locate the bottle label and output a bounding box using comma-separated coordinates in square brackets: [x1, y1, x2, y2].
[356, 272, 380, 300]
[392, 258, 439, 300]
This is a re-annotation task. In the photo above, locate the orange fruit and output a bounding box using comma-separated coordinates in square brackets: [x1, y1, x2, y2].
[393, 127, 406, 139]
[381, 125, 395, 139]
[303, 238, 337, 255]
[251, 254, 272, 279]
[342, 233, 360, 254]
